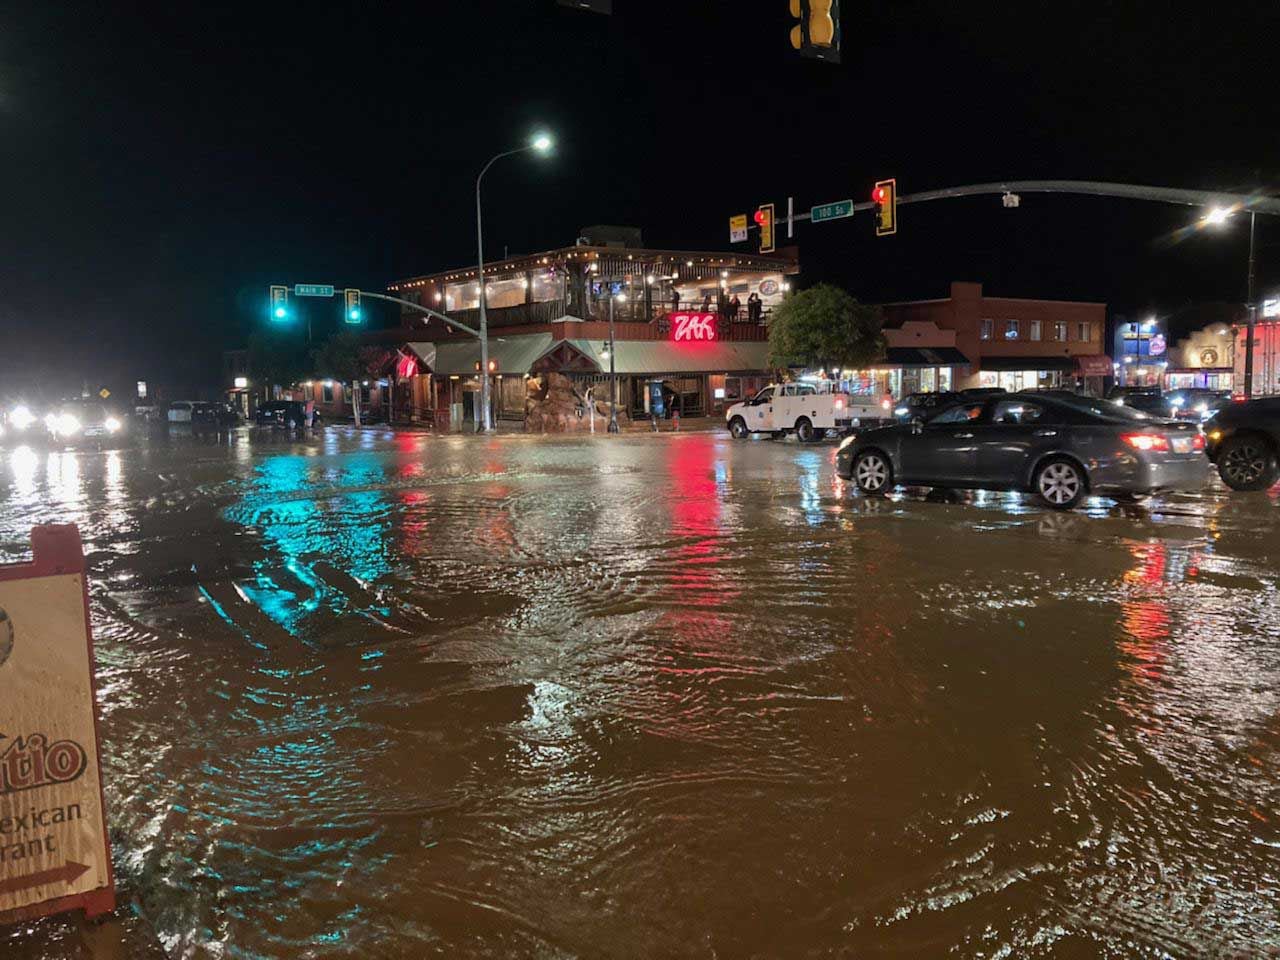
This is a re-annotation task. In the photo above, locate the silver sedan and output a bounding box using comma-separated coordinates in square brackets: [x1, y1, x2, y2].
[836, 393, 1208, 509]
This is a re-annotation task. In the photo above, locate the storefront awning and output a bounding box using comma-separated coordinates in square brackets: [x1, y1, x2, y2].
[408, 334, 555, 376]
[979, 355, 1076, 371]
[564, 339, 771, 375]
[1074, 354, 1113, 376]
[881, 347, 972, 367]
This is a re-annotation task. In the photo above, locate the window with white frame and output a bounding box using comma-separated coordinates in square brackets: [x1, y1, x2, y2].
[980, 318, 994, 340]
[1004, 319, 1019, 340]
[1029, 320, 1042, 341]
[1078, 321, 1092, 342]
[1055, 321, 1068, 341]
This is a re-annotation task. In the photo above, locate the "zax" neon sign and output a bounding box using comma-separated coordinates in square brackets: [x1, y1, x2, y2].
[670, 313, 718, 342]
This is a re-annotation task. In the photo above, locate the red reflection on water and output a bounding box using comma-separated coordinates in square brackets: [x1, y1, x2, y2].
[1119, 542, 1171, 687]
[664, 436, 731, 608]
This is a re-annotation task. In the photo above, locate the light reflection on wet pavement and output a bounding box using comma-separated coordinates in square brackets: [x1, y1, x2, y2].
[2, 429, 1279, 958]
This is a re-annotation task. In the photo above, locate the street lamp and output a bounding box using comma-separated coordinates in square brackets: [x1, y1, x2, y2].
[1201, 204, 1258, 396]
[474, 132, 554, 432]
[607, 292, 625, 433]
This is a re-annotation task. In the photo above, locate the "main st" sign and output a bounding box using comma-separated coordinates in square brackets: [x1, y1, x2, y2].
[0, 526, 115, 924]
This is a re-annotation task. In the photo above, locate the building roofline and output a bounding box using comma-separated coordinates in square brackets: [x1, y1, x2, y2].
[388, 245, 798, 290]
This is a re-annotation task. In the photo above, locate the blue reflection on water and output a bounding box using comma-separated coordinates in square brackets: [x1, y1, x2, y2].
[224, 453, 392, 637]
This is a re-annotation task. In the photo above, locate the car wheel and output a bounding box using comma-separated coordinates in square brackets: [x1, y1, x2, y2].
[1035, 457, 1086, 510]
[729, 417, 749, 439]
[853, 450, 892, 496]
[1217, 435, 1278, 491]
[795, 417, 815, 443]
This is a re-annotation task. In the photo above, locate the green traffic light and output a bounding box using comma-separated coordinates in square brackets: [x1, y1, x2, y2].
[273, 307, 287, 319]
[349, 309, 361, 321]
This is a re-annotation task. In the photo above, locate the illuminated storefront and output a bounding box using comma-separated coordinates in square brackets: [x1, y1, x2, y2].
[1113, 317, 1168, 386]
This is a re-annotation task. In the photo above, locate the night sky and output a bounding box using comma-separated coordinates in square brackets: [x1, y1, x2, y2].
[3, 1, 1277, 397]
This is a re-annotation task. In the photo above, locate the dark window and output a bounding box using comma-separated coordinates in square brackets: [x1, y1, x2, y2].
[992, 400, 1045, 424]
[930, 404, 983, 424]
[322, 383, 334, 403]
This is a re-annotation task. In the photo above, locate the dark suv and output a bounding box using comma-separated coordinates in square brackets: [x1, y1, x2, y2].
[255, 401, 317, 428]
[1204, 397, 1280, 490]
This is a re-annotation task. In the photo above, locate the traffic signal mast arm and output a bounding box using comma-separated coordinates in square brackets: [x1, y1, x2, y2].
[786, 180, 1280, 226]
[355, 290, 481, 339]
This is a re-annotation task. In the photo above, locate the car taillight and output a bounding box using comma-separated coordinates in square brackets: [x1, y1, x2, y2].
[1121, 433, 1169, 452]
[835, 398, 844, 410]
[1192, 433, 1205, 451]
[1231, 393, 1247, 402]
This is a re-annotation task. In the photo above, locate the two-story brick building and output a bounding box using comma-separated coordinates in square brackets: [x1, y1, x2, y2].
[881, 281, 1111, 395]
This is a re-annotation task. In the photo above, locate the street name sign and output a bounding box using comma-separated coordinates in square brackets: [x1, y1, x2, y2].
[811, 200, 855, 223]
[0, 526, 115, 925]
[294, 284, 335, 297]
[729, 214, 749, 243]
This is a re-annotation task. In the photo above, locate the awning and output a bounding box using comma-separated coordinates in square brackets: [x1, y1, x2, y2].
[1074, 354, 1113, 376]
[409, 334, 555, 376]
[979, 355, 1076, 372]
[880, 346, 972, 367]
[564, 338, 771, 375]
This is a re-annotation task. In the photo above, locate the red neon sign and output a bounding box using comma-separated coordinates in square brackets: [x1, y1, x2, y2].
[670, 312, 718, 342]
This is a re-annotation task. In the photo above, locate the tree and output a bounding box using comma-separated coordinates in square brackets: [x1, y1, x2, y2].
[767, 283, 886, 374]
[247, 329, 309, 398]
[311, 331, 368, 426]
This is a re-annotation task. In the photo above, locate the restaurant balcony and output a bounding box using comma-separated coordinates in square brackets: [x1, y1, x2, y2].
[434, 299, 772, 341]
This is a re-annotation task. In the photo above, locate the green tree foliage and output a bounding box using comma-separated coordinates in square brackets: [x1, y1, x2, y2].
[310, 330, 365, 383]
[247, 329, 309, 390]
[767, 284, 887, 373]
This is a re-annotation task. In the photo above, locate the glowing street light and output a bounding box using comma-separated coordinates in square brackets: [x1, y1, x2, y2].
[1202, 206, 1232, 227]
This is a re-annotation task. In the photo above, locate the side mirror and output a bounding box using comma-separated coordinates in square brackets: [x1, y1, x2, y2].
[910, 416, 924, 435]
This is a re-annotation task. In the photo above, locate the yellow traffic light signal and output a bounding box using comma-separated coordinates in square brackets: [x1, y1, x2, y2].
[788, 0, 841, 63]
[872, 179, 897, 236]
[755, 203, 776, 254]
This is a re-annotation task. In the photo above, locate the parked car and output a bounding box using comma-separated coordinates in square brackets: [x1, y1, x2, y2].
[1109, 388, 1175, 418]
[44, 399, 127, 446]
[957, 387, 1007, 400]
[1203, 397, 1280, 490]
[726, 381, 887, 441]
[893, 391, 962, 420]
[837, 392, 1207, 509]
[255, 400, 318, 428]
[166, 401, 199, 423]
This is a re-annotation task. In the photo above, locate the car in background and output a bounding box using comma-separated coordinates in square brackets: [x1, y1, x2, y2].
[255, 400, 318, 429]
[957, 387, 1007, 401]
[1107, 386, 1175, 418]
[893, 391, 962, 420]
[837, 392, 1206, 509]
[188, 401, 239, 429]
[1167, 388, 1231, 423]
[1, 403, 43, 444]
[44, 399, 127, 446]
[1203, 396, 1280, 490]
[166, 401, 201, 424]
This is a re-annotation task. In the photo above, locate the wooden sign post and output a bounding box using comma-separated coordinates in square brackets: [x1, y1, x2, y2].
[0, 525, 115, 924]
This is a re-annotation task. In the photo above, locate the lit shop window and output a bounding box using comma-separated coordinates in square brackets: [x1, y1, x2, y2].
[1004, 319, 1019, 340]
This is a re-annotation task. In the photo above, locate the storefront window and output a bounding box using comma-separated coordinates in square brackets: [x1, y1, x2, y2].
[979, 371, 999, 388]
[919, 368, 937, 392]
[938, 368, 953, 391]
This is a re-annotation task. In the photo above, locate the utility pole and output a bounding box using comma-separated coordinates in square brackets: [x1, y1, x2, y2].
[607, 294, 620, 433]
[1245, 210, 1258, 398]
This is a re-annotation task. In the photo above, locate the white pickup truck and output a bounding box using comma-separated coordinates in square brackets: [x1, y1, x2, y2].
[725, 381, 890, 442]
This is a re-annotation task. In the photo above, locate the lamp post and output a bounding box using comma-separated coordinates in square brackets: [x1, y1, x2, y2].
[1202, 205, 1259, 397]
[475, 133, 553, 432]
[607, 292, 623, 433]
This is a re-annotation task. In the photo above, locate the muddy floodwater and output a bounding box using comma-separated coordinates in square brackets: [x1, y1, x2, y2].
[2, 429, 1279, 958]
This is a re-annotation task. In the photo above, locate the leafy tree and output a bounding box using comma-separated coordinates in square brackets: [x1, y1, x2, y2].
[767, 283, 886, 373]
[311, 331, 368, 425]
[247, 329, 309, 395]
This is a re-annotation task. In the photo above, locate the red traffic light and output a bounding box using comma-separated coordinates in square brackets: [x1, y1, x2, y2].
[753, 209, 767, 225]
[871, 186, 886, 204]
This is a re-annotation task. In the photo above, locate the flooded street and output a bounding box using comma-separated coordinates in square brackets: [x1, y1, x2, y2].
[3, 429, 1279, 958]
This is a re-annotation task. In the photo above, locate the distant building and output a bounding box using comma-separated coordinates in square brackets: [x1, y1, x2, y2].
[883, 282, 1110, 395]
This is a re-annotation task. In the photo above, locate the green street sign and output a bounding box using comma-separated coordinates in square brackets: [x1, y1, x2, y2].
[294, 283, 335, 297]
[811, 200, 854, 223]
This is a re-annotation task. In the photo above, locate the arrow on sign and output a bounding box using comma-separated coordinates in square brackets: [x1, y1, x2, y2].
[0, 861, 90, 897]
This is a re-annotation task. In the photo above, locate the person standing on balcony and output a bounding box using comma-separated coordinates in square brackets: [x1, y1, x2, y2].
[728, 294, 741, 323]
[701, 293, 712, 312]
[670, 287, 680, 314]
[747, 292, 762, 324]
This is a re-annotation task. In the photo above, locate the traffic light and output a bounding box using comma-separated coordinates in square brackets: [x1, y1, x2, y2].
[755, 203, 776, 254]
[872, 179, 897, 236]
[344, 288, 362, 324]
[269, 284, 289, 320]
[788, 0, 841, 63]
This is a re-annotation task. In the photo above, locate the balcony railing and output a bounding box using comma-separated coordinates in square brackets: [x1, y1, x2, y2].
[428, 299, 773, 337]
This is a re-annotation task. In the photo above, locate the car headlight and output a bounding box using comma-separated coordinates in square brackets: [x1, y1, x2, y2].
[105, 416, 122, 433]
[1195, 403, 1207, 414]
[11, 405, 35, 431]
[838, 434, 858, 452]
[894, 407, 908, 416]
[51, 414, 81, 437]
[1207, 429, 1223, 442]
